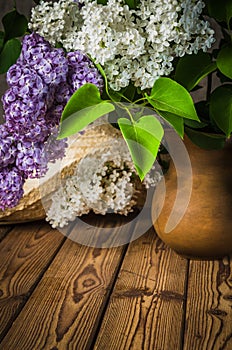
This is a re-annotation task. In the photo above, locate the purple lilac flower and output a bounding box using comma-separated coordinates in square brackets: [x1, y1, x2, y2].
[20, 32, 51, 64]
[67, 51, 104, 93]
[20, 33, 68, 86]
[45, 128, 68, 164]
[0, 167, 25, 210]
[6, 65, 48, 101]
[0, 32, 105, 211]
[0, 124, 16, 167]
[4, 99, 47, 133]
[54, 83, 72, 105]
[22, 120, 50, 142]
[16, 141, 48, 178]
[1, 89, 17, 110]
[46, 105, 64, 128]
[43, 49, 69, 85]
[6, 65, 31, 87]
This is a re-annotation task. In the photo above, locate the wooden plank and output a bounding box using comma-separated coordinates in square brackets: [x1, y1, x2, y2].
[0, 226, 12, 242]
[94, 225, 189, 350]
[0, 215, 135, 350]
[183, 257, 232, 350]
[0, 221, 66, 342]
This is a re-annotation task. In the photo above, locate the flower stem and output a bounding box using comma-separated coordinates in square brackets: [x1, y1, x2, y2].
[206, 72, 212, 102]
[126, 108, 135, 124]
[134, 96, 147, 104]
[117, 103, 135, 124]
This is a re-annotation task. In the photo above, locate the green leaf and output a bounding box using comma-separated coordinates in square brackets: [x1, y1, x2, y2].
[61, 83, 107, 121]
[124, 0, 140, 9]
[217, 44, 232, 79]
[185, 127, 226, 150]
[118, 116, 164, 180]
[58, 103, 115, 138]
[184, 119, 208, 129]
[174, 52, 217, 91]
[209, 85, 232, 137]
[58, 83, 115, 138]
[121, 83, 137, 102]
[205, 0, 232, 27]
[2, 10, 28, 41]
[97, 0, 108, 4]
[157, 110, 184, 138]
[0, 31, 5, 52]
[146, 77, 199, 121]
[0, 38, 21, 74]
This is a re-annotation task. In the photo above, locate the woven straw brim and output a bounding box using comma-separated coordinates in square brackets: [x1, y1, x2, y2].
[0, 124, 146, 225]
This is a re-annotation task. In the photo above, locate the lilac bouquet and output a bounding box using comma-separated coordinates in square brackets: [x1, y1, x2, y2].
[0, 32, 103, 210]
[2, 0, 230, 215]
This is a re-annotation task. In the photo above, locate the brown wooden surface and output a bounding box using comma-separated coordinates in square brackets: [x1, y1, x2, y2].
[94, 228, 188, 350]
[0, 216, 231, 350]
[0, 222, 66, 343]
[0, 226, 11, 241]
[0, 217, 130, 350]
[184, 258, 232, 350]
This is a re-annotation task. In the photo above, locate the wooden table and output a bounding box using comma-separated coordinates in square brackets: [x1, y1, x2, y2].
[0, 214, 231, 350]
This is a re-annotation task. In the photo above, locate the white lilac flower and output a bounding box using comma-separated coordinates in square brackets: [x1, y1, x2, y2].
[29, 0, 82, 47]
[29, 0, 215, 91]
[46, 138, 162, 228]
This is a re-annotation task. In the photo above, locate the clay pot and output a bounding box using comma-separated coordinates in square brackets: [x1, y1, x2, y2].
[152, 136, 232, 259]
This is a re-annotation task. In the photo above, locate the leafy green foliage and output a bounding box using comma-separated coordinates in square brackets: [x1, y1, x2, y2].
[117, 83, 137, 102]
[184, 118, 208, 129]
[174, 52, 217, 91]
[97, 0, 108, 4]
[2, 10, 28, 41]
[157, 110, 184, 138]
[0, 9, 28, 74]
[205, 0, 232, 28]
[185, 127, 226, 150]
[0, 31, 5, 52]
[58, 83, 115, 138]
[209, 85, 232, 137]
[97, 0, 140, 8]
[124, 0, 140, 9]
[118, 116, 164, 180]
[146, 77, 199, 121]
[0, 38, 21, 74]
[217, 44, 232, 79]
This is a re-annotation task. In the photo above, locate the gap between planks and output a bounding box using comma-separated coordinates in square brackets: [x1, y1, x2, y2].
[0, 221, 68, 343]
[93, 215, 189, 350]
[0, 226, 13, 243]
[0, 214, 136, 350]
[183, 256, 232, 350]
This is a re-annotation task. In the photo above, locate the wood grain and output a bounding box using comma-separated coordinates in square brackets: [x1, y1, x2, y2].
[0, 221, 66, 342]
[183, 257, 232, 350]
[0, 216, 134, 350]
[94, 222, 189, 350]
[0, 226, 12, 242]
